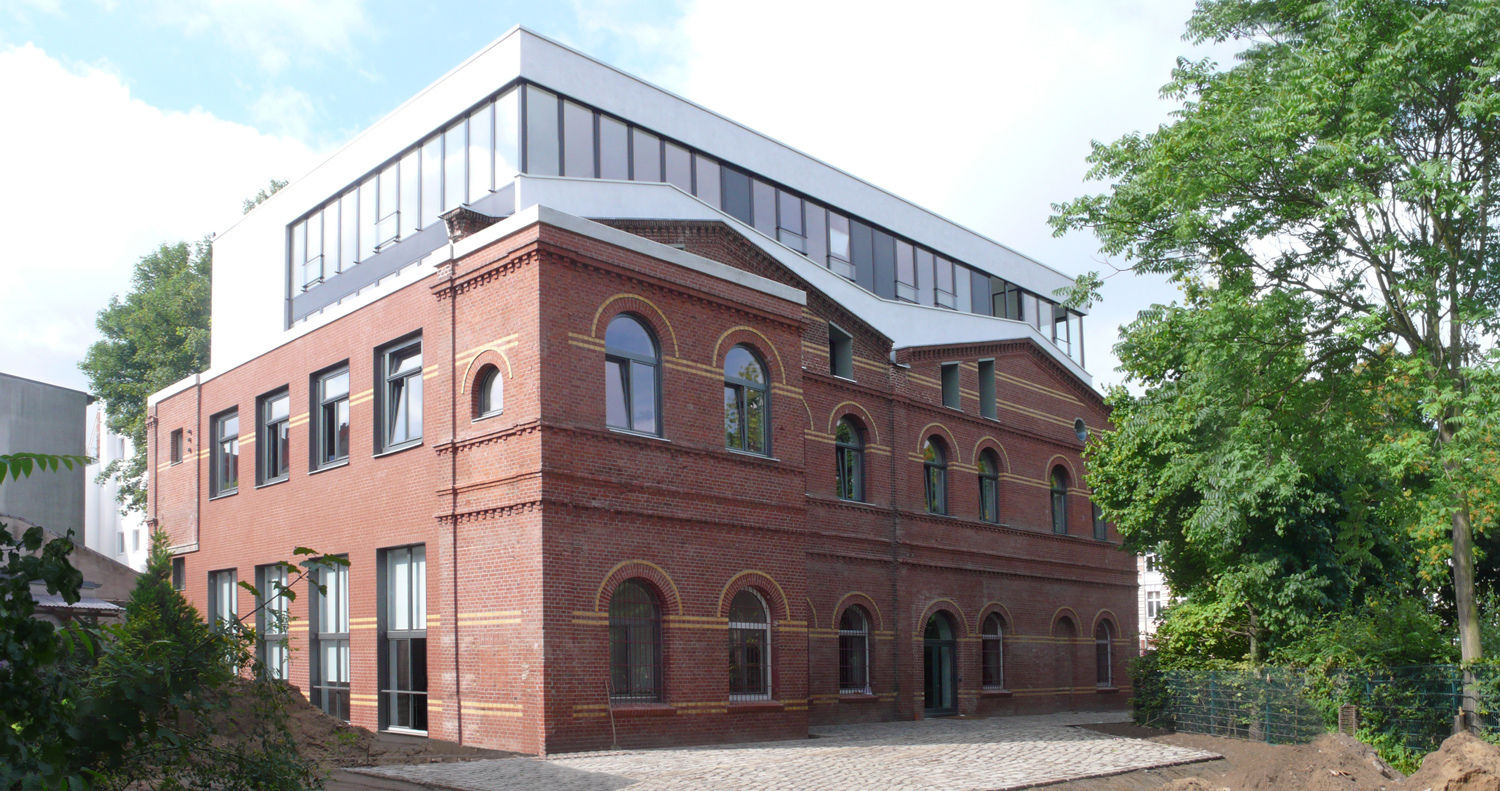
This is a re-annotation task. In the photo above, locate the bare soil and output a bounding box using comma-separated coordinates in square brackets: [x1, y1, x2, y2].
[278, 690, 515, 769]
[1046, 724, 1500, 791]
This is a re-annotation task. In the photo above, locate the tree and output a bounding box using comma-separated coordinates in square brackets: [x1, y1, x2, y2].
[243, 178, 288, 215]
[1052, 0, 1500, 717]
[79, 241, 211, 514]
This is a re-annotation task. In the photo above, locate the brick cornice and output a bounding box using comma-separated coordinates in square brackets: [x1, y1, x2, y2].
[435, 420, 542, 455]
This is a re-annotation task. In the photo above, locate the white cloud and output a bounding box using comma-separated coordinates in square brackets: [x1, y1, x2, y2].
[0, 43, 319, 391]
[667, 0, 1231, 388]
[142, 0, 372, 75]
[250, 84, 317, 140]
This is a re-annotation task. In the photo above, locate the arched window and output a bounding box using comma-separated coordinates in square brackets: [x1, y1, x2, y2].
[981, 613, 1005, 689]
[923, 438, 948, 515]
[608, 579, 661, 701]
[977, 450, 1000, 523]
[728, 589, 771, 699]
[724, 345, 770, 455]
[1095, 621, 1114, 687]
[605, 314, 660, 435]
[838, 606, 870, 694]
[1051, 466, 1069, 534]
[834, 417, 864, 501]
[474, 364, 503, 418]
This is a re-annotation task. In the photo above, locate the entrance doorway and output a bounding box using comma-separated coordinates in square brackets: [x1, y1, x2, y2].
[923, 612, 957, 715]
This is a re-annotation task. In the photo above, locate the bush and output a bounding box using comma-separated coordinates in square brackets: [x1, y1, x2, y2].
[1131, 650, 1173, 728]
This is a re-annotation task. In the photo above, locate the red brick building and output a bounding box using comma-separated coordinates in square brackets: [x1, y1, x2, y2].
[147, 29, 1133, 755]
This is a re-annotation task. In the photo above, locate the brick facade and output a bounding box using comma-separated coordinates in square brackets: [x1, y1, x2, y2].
[149, 217, 1133, 755]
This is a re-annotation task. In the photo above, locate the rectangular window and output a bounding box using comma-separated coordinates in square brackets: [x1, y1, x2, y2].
[978, 360, 996, 419]
[339, 191, 358, 272]
[720, 166, 752, 225]
[494, 90, 521, 184]
[380, 545, 427, 732]
[663, 141, 692, 192]
[291, 219, 305, 288]
[1146, 554, 1159, 573]
[399, 150, 420, 241]
[829, 324, 854, 379]
[1053, 303, 1071, 355]
[378, 337, 423, 452]
[693, 153, 720, 208]
[827, 212, 852, 279]
[804, 203, 827, 265]
[376, 162, 400, 246]
[562, 100, 595, 178]
[525, 85, 560, 177]
[994, 282, 1023, 320]
[776, 190, 805, 252]
[171, 556, 185, 591]
[208, 569, 237, 630]
[421, 136, 442, 228]
[916, 248, 936, 305]
[468, 103, 493, 202]
[630, 127, 660, 182]
[1093, 503, 1108, 540]
[116, 531, 124, 554]
[169, 428, 183, 465]
[256, 563, 290, 681]
[934, 256, 956, 308]
[210, 409, 238, 497]
[969, 268, 990, 314]
[941, 363, 961, 410]
[320, 205, 337, 276]
[302, 213, 324, 288]
[598, 115, 629, 180]
[313, 365, 350, 468]
[358, 177, 377, 261]
[895, 240, 917, 302]
[257, 389, 290, 485]
[751, 178, 776, 236]
[443, 122, 466, 212]
[310, 559, 350, 721]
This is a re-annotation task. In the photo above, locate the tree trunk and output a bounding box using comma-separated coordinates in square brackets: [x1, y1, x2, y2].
[1444, 420, 1482, 729]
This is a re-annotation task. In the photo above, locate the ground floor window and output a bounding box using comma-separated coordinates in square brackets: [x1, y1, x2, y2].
[981, 613, 1004, 688]
[837, 606, 870, 694]
[609, 579, 662, 702]
[1096, 621, 1114, 687]
[728, 589, 771, 700]
[381, 545, 427, 732]
[310, 559, 350, 721]
[256, 564, 290, 681]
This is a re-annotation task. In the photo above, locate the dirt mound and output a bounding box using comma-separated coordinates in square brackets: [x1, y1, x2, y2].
[1401, 732, 1500, 791]
[1182, 733, 1401, 791]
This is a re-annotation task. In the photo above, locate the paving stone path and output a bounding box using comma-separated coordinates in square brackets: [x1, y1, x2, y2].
[349, 711, 1219, 791]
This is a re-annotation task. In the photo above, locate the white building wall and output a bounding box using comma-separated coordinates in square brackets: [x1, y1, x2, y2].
[84, 401, 148, 571]
[1137, 553, 1170, 653]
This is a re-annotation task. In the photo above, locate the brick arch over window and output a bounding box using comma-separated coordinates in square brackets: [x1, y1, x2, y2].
[913, 423, 961, 465]
[718, 570, 791, 621]
[827, 402, 880, 445]
[916, 598, 970, 636]
[831, 591, 884, 631]
[589, 293, 680, 357]
[1043, 454, 1080, 488]
[970, 437, 1010, 474]
[1091, 609, 1122, 636]
[595, 560, 683, 616]
[1050, 607, 1082, 637]
[713, 326, 787, 385]
[976, 601, 1015, 633]
[459, 347, 514, 393]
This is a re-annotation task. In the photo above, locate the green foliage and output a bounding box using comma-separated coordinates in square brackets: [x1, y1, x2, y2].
[1272, 599, 1458, 671]
[1055, 0, 1500, 670]
[0, 452, 90, 485]
[79, 241, 211, 514]
[242, 178, 287, 215]
[1130, 651, 1174, 727]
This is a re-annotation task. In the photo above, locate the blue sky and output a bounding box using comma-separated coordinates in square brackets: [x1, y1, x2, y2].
[0, 0, 1229, 395]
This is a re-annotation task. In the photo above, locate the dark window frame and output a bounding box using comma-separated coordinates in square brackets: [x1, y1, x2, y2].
[923, 438, 948, 515]
[171, 556, 186, 591]
[210, 408, 239, 497]
[828, 323, 854, 380]
[834, 417, 865, 502]
[378, 544, 428, 733]
[255, 563, 290, 681]
[312, 363, 351, 469]
[375, 335, 423, 454]
[474, 364, 504, 420]
[940, 363, 961, 410]
[608, 579, 662, 703]
[723, 344, 771, 456]
[1096, 621, 1114, 687]
[837, 605, 871, 694]
[728, 588, 771, 700]
[604, 313, 663, 436]
[169, 428, 183, 465]
[1051, 467, 1070, 534]
[310, 558, 351, 721]
[981, 613, 1005, 689]
[978, 359, 996, 419]
[978, 450, 1000, 523]
[256, 387, 291, 486]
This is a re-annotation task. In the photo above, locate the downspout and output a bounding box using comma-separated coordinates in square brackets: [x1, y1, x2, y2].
[195, 380, 202, 550]
[888, 358, 905, 717]
[448, 259, 463, 744]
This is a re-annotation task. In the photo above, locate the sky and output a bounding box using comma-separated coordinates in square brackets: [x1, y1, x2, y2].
[0, 0, 1236, 394]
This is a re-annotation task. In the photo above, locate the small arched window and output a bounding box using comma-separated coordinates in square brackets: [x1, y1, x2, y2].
[977, 450, 1000, 523]
[724, 345, 770, 455]
[834, 417, 864, 501]
[1051, 466, 1069, 534]
[728, 589, 771, 699]
[923, 438, 948, 515]
[838, 605, 870, 694]
[609, 579, 661, 701]
[605, 314, 661, 435]
[474, 364, 503, 419]
[1095, 621, 1114, 687]
[981, 613, 1005, 689]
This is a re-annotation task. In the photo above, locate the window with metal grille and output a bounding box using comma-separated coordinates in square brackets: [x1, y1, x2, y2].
[256, 564, 290, 681]
[381, 545, 427, 732]
[724, 345, 769, 455]
[604, 315, 660, 435]
[834, 418, 864, 502]
[981, 613, 1005, 688]
[837, 606, 870, 694]
[608, 579, 661, 702]
[1096, 621, 1113, 687]
[310, 559, 351, 721]
[923, 437, 948, 515]
[728, 589, 771, 700]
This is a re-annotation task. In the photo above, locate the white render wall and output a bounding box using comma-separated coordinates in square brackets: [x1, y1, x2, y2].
[84, 401, 147, 571]
[210, 27, 1082, 376]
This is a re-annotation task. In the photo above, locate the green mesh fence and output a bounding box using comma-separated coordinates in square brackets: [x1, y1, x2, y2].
[1162, 665, 1500, 753]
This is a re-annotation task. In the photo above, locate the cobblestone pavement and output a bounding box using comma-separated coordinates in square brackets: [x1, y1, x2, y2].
[349, 711, 1220, 791]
